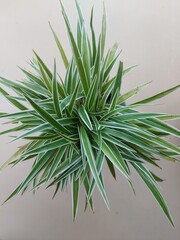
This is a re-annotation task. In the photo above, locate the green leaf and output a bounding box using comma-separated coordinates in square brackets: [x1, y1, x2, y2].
[24, 138, 69, 155]
[92, 35, 101, 80]
[101, 3, 106, 57]
[37, 61, 52, 92]
[109, 89, 120, 112]
[3, 184, 22, 204]
[52, 60, 61, 117]
[88, 152, 105, 199]
[116, 112, 165, 121]
[85, 76, 98, 111]
[64, 60, 74, 95]
[18, 151, 55, 193]
[106, 42, 119, 66]
[11, 123, 51, 142]
[49, 23, 69, 68]
[75, 0, 84, 27]
[100, 120, 153, 137]
[0, 124, 27, 136]
[52, 183, 61, 199]
[90, 7, 96, 64]
[47, 146, 67, 181]
[100, 139, 130, 179]
[24, 134, 57, 140]
[150, 172, 164, 182]
[123, 65, 138, 76]
[38, 155, 81, 189]
[0, 144, 28, 171]
[33, 51, 52, 80]
[0, 77, 44, 100]
[117, 81, 151, 104]
[0, 87, 27, 110]
[133, 84, 180, 105]
[103, 53, 120, 82]
[106, 158, 116, 180]
[24, 96, 71, 136]
[79, 126, 109, 208]
[111, 61, 123, 100]
[19, 67, 45, 88]
[72, 175, 80, 221]
[60, 94, 81, 113]
[132, 131, 180, 155]
[157, 115, 180, 121]
[93, 133, 130, 180]
[0, 110, 34, 119]
[99, 79, 114, 109]
[68, 81, 80, 113]
[78, 105, 93, 130]
[83, 176, 94, 212]
[102, 132, 136, 152]
[81, 25, 91, 85]
[47, 156, 82, 187]
[132, 162, 174, 226]
[103, 128, 157, 153]
[130, 145, 161, 167]
[0, 112, 6, 117]
[61, 2, 89, 94]
[140, 118, 180, 137]
[20, 80, 50, 98]
[100, 108, 121, 121]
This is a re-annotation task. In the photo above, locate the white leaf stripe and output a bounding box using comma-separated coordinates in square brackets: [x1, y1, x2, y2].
[52, 60, 61, 117]
[78, 105, 93, 130]
[100, 138, 130, 180]
[79, 126, 110, 208]
[25, 96, 71, 136]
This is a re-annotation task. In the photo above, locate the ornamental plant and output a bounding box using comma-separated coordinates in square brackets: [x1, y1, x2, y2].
[0, 1, 179, 224]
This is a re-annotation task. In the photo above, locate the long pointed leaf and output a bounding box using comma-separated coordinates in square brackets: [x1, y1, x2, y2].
[72, 175, 80, 221]
[52, 60, 61, 117]
[132, 162, 174, 226]
[79, 126, 109, 208]
[49, 23, 69, 68]
[25, 96, 70, 136]
[61, 3, 89, 94]
[78, 105, 93, 130]
[133, 85, 180, 105]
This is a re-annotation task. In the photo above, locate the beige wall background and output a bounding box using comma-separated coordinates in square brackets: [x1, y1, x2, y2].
[0, 0, 180, 239]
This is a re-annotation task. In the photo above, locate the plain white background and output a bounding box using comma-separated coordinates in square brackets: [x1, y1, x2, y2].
[0, 0, 180, 239]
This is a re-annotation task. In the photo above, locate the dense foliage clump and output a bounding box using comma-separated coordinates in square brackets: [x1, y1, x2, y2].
[0, 1, 179, 223]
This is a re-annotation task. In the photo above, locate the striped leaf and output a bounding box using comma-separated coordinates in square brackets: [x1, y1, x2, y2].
[133, 85, 180, 105]
[79, 126, 109, 208]
[78, 105, 93, 130]
[49, 23, 68, 68]
[52, 60, 61, 117]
